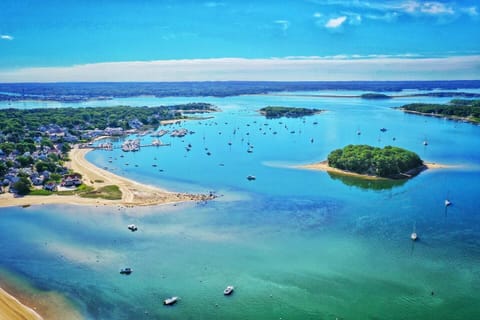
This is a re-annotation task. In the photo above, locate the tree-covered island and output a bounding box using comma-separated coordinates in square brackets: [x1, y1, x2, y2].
[259, 106, 322, 118]
[327, 145, 424, 179]
[0, 103, 218, 196]
[396, 99, 480, 124]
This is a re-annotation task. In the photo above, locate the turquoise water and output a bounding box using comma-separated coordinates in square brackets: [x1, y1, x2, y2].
[1, 92, 480, 319]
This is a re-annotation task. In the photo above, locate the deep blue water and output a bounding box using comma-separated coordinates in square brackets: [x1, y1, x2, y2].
[1, 91, 480, 319]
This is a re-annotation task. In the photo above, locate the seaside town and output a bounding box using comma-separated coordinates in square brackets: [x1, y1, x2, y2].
[0, 103, 217, 197]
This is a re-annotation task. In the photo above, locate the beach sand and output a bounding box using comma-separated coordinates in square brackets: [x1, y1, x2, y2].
[298, 161, 454, 179]
[0, 287, 43, 320]
[0, 147, 215, 208]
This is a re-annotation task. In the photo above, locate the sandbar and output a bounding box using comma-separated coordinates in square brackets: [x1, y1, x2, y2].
[298, 161, 455, 180]
[0, 147, 215, 208]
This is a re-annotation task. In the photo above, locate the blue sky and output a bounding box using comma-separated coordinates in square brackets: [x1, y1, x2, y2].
[0, 0, 479, 81]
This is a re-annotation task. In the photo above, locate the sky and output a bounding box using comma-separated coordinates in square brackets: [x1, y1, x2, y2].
[0, 0, 479, 82]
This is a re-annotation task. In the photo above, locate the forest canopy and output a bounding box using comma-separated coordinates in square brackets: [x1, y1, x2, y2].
[327, 145, 423, 178]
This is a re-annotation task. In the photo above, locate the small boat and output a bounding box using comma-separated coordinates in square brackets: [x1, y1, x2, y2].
[163, 296, 179, 306]
[247, 175, 256, 181]
[445, 199, 452, 207]
[411, 232, 418, 241]
[127, 224, 138, 232]
[380, 128, 387, 132]
[120, 267, 133, 275]
[224, 286, 234, 295]
[423, 140, 428, 146]
[411, 222, 418, 241]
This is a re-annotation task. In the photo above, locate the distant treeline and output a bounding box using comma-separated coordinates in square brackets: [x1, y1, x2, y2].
[327, 144, 423, 178]
[398, 99, 480, 123]
[0, 81, 479, 101]
[0, 103, 217, 135]
[259, 106, 321, 118]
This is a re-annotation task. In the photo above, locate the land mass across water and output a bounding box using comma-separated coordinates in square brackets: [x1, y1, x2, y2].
[396, 99, 480, 124]
[259, 106, 323, 118]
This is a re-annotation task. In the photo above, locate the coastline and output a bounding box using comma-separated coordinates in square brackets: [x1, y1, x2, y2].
[0, 147, 215, 208]
[400, 109, 479, 125]
[298, 160, 452, 180]
[0, 287, 43, 320]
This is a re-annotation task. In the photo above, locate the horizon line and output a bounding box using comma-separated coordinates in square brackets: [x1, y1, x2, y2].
[0, 56, 479, 82]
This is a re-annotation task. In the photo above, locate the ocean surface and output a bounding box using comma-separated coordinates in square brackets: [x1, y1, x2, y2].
[1, 90, 480, 319]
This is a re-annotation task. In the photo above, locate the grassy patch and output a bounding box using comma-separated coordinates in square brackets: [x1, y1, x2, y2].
[29, 189, 53, 196]
[79, 185, 122, 200]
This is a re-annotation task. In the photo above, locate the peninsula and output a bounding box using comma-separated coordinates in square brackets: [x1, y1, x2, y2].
[397, 99, 480, 124]
[259, 106, 322, 118]
[0, 103, 219, 207]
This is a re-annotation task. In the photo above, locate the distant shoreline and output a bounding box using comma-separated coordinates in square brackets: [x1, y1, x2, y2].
[0, 147, 216, 208]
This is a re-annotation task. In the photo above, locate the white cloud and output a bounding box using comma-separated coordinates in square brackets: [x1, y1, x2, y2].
[0, 56, 478, 82]
[274, 20, 290, 32]
[325, 16, 347, 28]
[463, 6, 478, 16]
[1, 35, 14, 40]
[420, 2, 454, 15]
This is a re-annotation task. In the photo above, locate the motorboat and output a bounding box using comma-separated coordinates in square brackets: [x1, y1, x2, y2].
[127, 224, 138, 232]
[120, 267, 133, 275]
[445, 199, 452, 207]
[224, 286, 234, 295]
[164, 296, 179, 306]
[411, 232, 418, 241]
[247, 175, 256, 181]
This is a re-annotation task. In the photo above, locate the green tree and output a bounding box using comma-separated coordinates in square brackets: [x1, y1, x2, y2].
[13, 177, 31, 195]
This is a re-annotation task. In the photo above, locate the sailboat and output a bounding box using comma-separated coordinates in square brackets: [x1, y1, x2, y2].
[411, 222, 418, 241]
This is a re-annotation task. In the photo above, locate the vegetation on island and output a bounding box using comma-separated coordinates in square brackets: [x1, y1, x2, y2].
[0, 103, 217, 198]
[360, 93, 392, 99]
[327, 145, 424, 178]
[259, 106, 322, 118]
[397, 99, 480, 123]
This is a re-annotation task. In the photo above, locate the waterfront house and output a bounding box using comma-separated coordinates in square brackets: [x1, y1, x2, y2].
[44, 182, 57, 191]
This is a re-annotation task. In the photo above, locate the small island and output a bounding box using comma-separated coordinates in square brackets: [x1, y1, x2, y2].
[397, 99, 480, 124]
[259, 106, 322, 119]
[301, 145, 427, 180]
[360, 93, 392, 99]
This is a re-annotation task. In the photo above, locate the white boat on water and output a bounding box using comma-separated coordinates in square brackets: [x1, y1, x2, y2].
[224, 286, 234, 295]
[411, 222, 418, 241]
[164, 296, 179, 305]
[445, 199, 452, 207]
[127, 224, 138, 232]
[247, 175, 256, 181]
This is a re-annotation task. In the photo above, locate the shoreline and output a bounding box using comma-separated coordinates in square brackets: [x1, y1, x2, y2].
[297, 160, 454, 180]
[400, 109, 479, 125]
[0, 147, 215, 208]
[0, 287, 43, 320]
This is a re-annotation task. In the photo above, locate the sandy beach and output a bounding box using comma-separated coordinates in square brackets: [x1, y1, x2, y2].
[0, 287, 43, 320]
[298, 160, 454, 180]
[0, 147, 215, 208]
